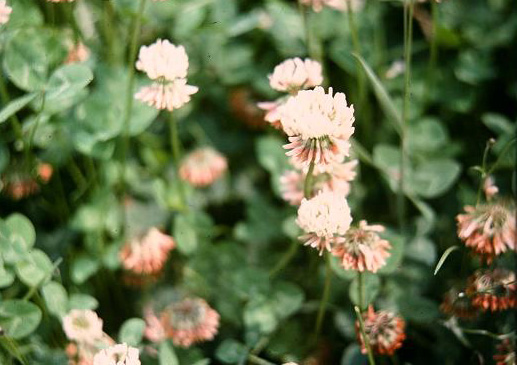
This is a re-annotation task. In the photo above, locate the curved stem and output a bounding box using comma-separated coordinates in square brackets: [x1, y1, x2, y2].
[354, 306, 376, 365]
[314, 254, 332, 342]
[269, 240, 299, 278]
[304, 158, 315, 199]
[358, 271, 365, 311]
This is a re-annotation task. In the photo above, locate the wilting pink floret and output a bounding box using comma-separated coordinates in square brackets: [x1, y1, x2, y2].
[93, 343, 140, 365]
[63, 310, 104, 344]
[268, 58, 323, 92]
[179, 147, 228, 187]
[299, 0, 364, 13]
[297, 191, 352, 254]
[120, 227, 176, 277]
[356, 306, 406, 356]
[136, 39, 189, 81]
[0, 0, 12, 24]
[280, 170, 305, 206]
[280, 87, 355, 167]
[143, 307, 167, 343]
[332, 220, 391, 273]
[456, 204, 515, 263]
[467, 269, 517, 312]
[65, 42, 90, 64]
[135, 80, 198, 111]
[161, 298, 220, 348]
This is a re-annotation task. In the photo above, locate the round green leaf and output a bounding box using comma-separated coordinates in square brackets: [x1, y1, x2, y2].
[15, 249, 53, 288]
[3, 29, 49, 91]
[70, 255, 99, 284]
[118, 318, 146, 347]
[174, 214, 198, 255]
[159, 341, 179, 365]
[6, 213, 36, 249]
[0, 259, 15, 288]
[68, 294, 98, 311]
[243, 298, 277, 334]
[271, 282, 304, 319]
[42, 281, 68, 319]
[0, 300, 42, 339]
[215, 339, 248, 364]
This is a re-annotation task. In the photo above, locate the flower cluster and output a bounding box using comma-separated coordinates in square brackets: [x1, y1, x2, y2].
[119, 227, 176, 284]
[135, 39, 198, 111]
[467, 269, 516, 312]
[179, 147, 228, 187]
[456, 203, 515, 263]
[356, 306, 406, 356]
[332, 220, 391, 273]
[93, 343, 140, 365]
[143, 297, 220, 348]
[258, 57, 324, 128]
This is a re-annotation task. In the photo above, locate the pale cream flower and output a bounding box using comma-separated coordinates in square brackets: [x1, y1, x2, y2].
[93, 343, 140, 365]
[179, 147, 228, 187]
[134, 80, 198, 111]
[0, 0, 12, 24]
[136, 39, 189, 81]
[269, 58, 323, 92]
[63, 310, 104, 344]
[296, 191, 352, 254]
[280, 87, 355, 167]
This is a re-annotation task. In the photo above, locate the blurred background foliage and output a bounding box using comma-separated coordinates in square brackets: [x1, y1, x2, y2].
[0, 0, 516, 364]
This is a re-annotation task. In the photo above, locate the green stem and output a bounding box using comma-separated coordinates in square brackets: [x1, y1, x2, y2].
[347, 2, 366, 106]
[269, 240, 299, 278]
[120, 0, 147, 206]
[314, 254, 332, 343]
[475, 139, 494, 205]
[358, 271, 365, 311]
[63, 2, 82, 43]
[354, 306, 376, 365]
[399, 0, 414, 233]
[27, 93, 46, 164]
[426, 0, 438, 99]
[103, 0, 118, 65]
[304, 158, 315, 199]
[247, 354, 275, 365]
[169, 112, 187, 210]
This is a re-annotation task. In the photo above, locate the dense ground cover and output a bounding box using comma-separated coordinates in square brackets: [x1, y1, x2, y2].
[0, 0, 515, 364]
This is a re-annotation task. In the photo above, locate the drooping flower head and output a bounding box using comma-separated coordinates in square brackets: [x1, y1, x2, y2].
[63, 310, 104, 344]
[179, 147, 228, 187]
[0, 0, 12, 24]
[120, 227, 176, 284]
[332, 220, 391, 273]
[467, 269, 516, 312]
[456, 203, 516, 263]
[440, 287, 478, 319]
[160, 298, 220, 347]
[299, 0, 365, 13]
[356, 306, 406, 356]
[281, 87, 355, 167]
[268, 58, 323, 93]
[135, 39, 197, 111]
[296, 191, 352, 254]
[93, 343, 140, 365]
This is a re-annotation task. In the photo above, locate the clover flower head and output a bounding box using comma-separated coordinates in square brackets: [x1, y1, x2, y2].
[93, 343, 140, 365]
[63, 310, 104, 344]
[179, 147, 228, 187]
[269, 58, 323, 92]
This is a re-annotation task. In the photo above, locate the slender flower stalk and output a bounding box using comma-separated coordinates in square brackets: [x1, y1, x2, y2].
[354, 306, 376, 365]
[399, 0, 414, 234]
[313, 254, 332, 342]
[120, 0, 147, 200]
[169, 112, 187, 209]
